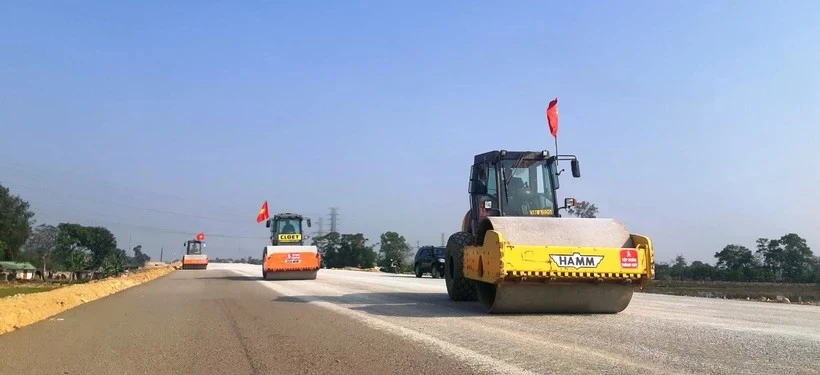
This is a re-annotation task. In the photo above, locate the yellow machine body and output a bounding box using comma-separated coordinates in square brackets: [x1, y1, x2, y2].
[463, 230, 654, 285]
[454, 216, 655, 314]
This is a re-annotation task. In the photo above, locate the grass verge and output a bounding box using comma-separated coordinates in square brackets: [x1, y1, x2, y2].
[0, 284, 64, 299]
[640, 280, 820, 304]
[0, 266, 177, 335]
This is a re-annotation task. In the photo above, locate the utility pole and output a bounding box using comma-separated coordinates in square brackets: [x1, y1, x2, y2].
[160, 247, 163, 262]
[329, 207, 339, 233]
[441, 233, 445, 247]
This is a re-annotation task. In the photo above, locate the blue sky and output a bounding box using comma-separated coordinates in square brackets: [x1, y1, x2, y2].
[1, 1, 818, 263]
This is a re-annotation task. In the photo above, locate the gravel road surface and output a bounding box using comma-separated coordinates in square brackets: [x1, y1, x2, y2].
[1, 263, 817, 375]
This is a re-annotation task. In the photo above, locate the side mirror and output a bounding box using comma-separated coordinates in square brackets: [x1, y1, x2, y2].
[265, 220, 271, 228]
[571, 160, 581, 178]
[564, 198, 577, 207]
[307, 219, 312, 228]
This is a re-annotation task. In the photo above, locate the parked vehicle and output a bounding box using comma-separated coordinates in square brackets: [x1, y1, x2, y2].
[413, 246, 446, 278]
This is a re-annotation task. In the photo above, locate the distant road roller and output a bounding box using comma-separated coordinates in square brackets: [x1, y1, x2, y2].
[182, 238, 209, 270]
[262, 212, 321, 280]
[445, 149, 654, 314]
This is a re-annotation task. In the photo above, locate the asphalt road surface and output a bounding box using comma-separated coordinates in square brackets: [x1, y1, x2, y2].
[1, 263, 818, 375]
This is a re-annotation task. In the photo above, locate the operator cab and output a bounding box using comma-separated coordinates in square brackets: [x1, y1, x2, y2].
[265, 213, 312, 245]
[466, 150, 581, 233]
[185, 240, 204, 255]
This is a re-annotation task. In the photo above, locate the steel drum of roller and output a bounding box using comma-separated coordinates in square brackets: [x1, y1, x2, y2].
[462, 216, 645, 314]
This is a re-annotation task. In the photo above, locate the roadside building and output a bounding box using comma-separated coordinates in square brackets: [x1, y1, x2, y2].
[0, 262, 37, 280]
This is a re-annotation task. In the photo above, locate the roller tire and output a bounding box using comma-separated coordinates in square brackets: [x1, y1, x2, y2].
[444, 231, 477, 301]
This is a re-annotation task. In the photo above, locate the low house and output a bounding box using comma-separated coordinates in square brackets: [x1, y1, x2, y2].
[0, 262, 37, 280]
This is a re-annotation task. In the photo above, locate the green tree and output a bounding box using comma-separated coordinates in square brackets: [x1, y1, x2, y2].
[779, 233, 814, 282]
[130, 245, 151, 267]
[19, 224, 60, 278]
[755, 234, 814, 282]
[0, 184, 36, 260]
[654, 261, 672, 280]
[56, 223, 118, 269]
[715, 244, 754, 271]
[567, 200, 598, 218]
[688, 260, 715, 281]
[669, 255, 688, 280]
[101, 249, 126, 276]
[714, 244, 760, 281]
[312, 232, 341, 268]
[378, 231, 411, 269]
[63, 244, 92, 279]
[755, 237, 783, 281]
[338, 233, 376, 268]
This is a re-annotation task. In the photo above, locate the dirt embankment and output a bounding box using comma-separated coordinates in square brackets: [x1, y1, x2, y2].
[0, 266, 177, 335]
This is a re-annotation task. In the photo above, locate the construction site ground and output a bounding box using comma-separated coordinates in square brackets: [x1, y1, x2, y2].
[0, 263, 817, 375]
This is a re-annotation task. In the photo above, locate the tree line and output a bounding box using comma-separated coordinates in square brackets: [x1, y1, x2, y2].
[0, 184, 151, 280]
[311, 231, 412, 270]
[657, 233, 819, 283]
[3, 182, 816, 283]
[569, 201, 819, 283]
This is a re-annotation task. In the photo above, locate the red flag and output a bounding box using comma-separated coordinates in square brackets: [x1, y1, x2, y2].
[256, 200, 270, 223]
[546, 97, 559, 138]
[196, 232, 205, 241]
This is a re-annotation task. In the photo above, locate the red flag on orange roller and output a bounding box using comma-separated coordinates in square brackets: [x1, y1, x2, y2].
[546, 97, 559, 138]
[196, 232, 205, 241]
[256, 200, 270, 223]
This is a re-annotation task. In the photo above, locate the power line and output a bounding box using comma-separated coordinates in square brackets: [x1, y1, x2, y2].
[0, 159, 247, 217]
[1, 160, 328, 240]
[18, 192, 269, 240]
[2, 174, 250, 224]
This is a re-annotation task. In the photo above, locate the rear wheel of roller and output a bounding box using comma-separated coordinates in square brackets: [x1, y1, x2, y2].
[444, 232, 477, 301]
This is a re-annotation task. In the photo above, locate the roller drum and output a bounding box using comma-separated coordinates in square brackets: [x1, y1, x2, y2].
[263, 270, 318, 280]
[476, 282, 634, 314]
[472, 216, 641, 314]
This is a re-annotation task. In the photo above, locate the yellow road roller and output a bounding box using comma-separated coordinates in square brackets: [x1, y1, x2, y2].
[445, 150, 654, 314]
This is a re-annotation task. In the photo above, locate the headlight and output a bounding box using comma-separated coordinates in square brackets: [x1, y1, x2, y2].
[438, 258, 445, 263]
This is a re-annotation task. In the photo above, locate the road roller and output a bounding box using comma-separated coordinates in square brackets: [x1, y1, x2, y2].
[262, 212, 321, 280]
[182, 238, 209, 270]
[444, 149, 655, 314]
